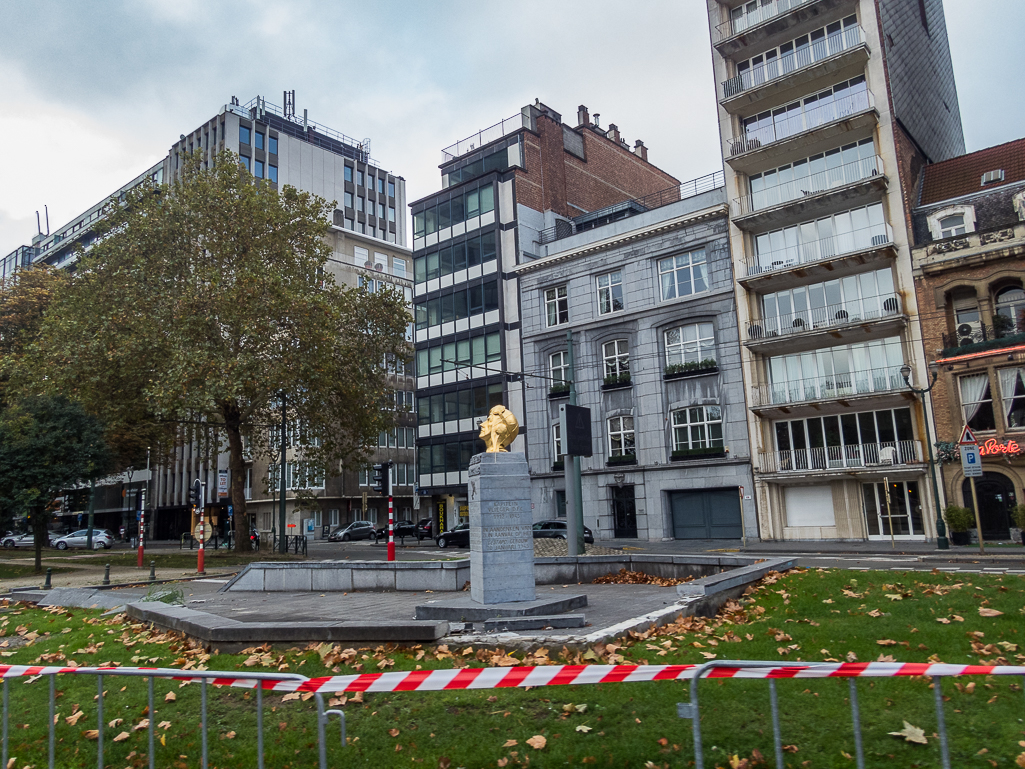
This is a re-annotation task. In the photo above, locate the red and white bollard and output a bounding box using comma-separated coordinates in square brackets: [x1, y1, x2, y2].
[387, 493, 395, 561]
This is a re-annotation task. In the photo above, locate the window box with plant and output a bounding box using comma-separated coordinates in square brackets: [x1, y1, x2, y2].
[548, 383, 571, 399]
[664, 358, 718, 380]
[551, 460, 565, 472]
[602, 372, 632, 390]
[606, 452, 637, 466]
[670, 446, 727, 461]
[944, 504, 975, 546]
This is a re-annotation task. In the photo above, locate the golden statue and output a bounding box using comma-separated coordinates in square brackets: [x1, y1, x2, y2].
[479, 405, 519, 452]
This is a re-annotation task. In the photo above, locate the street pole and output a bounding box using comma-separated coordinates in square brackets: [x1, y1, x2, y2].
[566, 330, 585, 556]
[197, 481, 206, 575]
[86, 478, 96, 551]
[279, 392, 287, 555]
[137, 488, 146, 568]
[967, 475, 986, 555]
[900, 363, 949, 550]
[387, 462, 395, 562]
[884, 476, 895, 549]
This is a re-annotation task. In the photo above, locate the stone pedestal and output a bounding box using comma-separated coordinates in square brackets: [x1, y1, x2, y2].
[468, 452, 536, 604]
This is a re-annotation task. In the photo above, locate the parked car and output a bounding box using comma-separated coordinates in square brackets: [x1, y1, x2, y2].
[2, 532, 38, 548]
[435, 522, 471, 549]
[52, 528, 113, 550]
[415, 518, 433, 541]
[372, 519, 417, 542]
[328, 520, 375, 542]
[532, 519, 594, 544]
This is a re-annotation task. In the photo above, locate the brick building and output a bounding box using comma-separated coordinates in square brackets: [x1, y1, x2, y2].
[703, 0, 966, 542]
[911, 138, 1025, 540]
[411, 101, 679, 534]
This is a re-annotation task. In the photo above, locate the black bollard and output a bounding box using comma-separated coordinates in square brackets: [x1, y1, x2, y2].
[43, 568, 52, 590]
[103, 563, 111, 586]
[149, 560, 156, 582]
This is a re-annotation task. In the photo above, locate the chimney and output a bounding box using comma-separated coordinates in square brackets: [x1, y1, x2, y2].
[608, 123, 621, 143]
[577, 105, 590, 127]
[633, 140, 648, 162]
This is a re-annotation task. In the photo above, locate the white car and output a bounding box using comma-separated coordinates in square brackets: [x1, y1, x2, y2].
[52, 529, 113, 550]
[2, 532, 36, 548]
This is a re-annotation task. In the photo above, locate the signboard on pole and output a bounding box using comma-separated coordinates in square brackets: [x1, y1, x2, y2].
[218, 471, 229, 498]
[559, 404, 593, 457]
[959, 424, 983, 478]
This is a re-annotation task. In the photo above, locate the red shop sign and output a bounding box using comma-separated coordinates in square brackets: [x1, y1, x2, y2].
[978, 438, 1021, 456]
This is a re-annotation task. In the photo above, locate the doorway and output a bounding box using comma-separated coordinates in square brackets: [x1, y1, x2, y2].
[611, 486, 637, 538]
[669, 488, 743, 539]
[963, 472, 1016, 540]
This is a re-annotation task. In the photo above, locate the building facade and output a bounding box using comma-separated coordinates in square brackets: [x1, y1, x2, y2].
[515, 175, 758, 541]
[911, 138, 1025, 540]
[704, 0, 966, 541]
[412, 102, 679, 534]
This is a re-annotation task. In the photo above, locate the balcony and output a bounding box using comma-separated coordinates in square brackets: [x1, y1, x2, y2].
[726, 89, 876, 173]
[939, 319, 1025, 359]
[757, 439, 924, 476]
[739, 222, 894, 291]
[715, 0, 853, 52]
[746, 293, 905, 354]
[750, 364, 907, 413]
[441, 112, 529, 164]
[733, 154, 885, 229]
[721, 24, 868, 114]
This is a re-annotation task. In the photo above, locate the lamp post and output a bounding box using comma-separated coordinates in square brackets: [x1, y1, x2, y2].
[899, 361, 948, 550]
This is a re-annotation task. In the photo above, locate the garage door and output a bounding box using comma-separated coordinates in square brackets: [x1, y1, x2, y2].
[669, 488, 743, 539]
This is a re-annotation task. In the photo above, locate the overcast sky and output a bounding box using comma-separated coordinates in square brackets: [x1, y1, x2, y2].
[1, 0, 1021, 255]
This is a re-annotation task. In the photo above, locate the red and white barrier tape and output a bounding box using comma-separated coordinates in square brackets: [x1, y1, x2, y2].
[2, 662, 1023, 693]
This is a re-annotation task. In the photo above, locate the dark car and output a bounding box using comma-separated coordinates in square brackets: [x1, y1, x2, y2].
[415, 518, 433, 541]
[435, 522, 470, 549]
[372, 519, 417, 542]
[328, 520, 375, 542]
[532, 519, 594, 544]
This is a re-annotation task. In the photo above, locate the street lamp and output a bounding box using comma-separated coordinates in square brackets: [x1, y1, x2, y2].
[899, 361, 948, 550]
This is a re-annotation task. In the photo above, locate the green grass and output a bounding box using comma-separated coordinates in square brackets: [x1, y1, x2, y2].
[0, 568, 1023, 768]
[0, 563, 72, 580]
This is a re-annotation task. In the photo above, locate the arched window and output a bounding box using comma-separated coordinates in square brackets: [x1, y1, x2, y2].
[938, 214, 966, 238]
[994, 286, 1025, 336]
[927, 205, 976, 240]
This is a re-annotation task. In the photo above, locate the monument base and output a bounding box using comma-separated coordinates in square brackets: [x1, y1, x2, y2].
[414, 593, 587, 622]
[469, 451, 536, 604]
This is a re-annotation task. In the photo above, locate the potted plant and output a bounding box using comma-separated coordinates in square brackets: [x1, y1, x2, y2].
[663, 357, 719, 380]
[602, 372, 631, 389]
[548, 382, 571, 398]
[943, 504, 975, 546]
[1010, 504, 1025, 545]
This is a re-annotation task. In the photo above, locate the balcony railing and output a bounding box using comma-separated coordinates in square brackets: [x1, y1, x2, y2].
[441, 113, 529, 163]
[940, 319, 1025, 357]
[748, 293, 902, 340]
[715, 0, 816, 42]
[743, 222, 892, 278]
[735, 155, 883, 216]
[728, 88, 874, 157]
[752, 365, 906, 408]
[723, 24, 865, 99]
[758, 439, 923, 473]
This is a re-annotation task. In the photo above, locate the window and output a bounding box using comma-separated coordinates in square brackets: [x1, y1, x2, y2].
[550, 351, 569, 388]
[767, 337, 905, 405]
[344, 166, 353, 183]
[268, 136, 277, 155]
[344, 192, 353, 209]
[740, 76, 868, 150]
[754, 202, 887, 271]
[254, 160, 264, 179]
[959, 373, 996, 431]
[672, 406, 724, 452]
[268, 165, 278, 184]
[659, 248, 708, 300]
[378, 178, 385, 194]
[415, 332, 501, 375]
[255, 132, 264, 150]
[356, 197, 364, 213]
[545, 285, 568, 327]
[239, 126, 251, 145]
[357, 170, 364, 187]
[388, 206, 396, 222]
[748, 138, 876, 211]
[773, 407, 915, 470]
[927, 205, 975, 240]
[392, 258, 407, 278]
[759, 268, 896, 334]
[607, 416, 635, 457]
[665, 322, 715, 367]
[413, 230, 497, 283]
[994, 286, 1025, 336]
[378, 202, 385, 219]
[239, 155, 251, 172]
[939, 215, 965, 238]
[388, 181, 396, 198]
[413, 279, 499, 329]
[412, 183, 495, 238]
[553, 423, 563, 459]
[345, 218, 354, 231]
[416, 383, 503, 426]
[354, 246, 369, 266]
[602, 340, 629, 381]
[596, 271, 624, 314]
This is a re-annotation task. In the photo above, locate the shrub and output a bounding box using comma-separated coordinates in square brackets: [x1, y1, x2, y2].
[944, 504, 975, 532]
[1010, 504, 1025, 529]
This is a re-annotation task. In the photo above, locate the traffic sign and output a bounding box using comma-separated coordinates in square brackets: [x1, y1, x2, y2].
[958, 425, 978, 446]
[960, 444, 983, 478]
[193, 522, 212, 541]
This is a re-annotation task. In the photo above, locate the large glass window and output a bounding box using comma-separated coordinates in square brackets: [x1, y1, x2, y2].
[267, 165, 278, 184]
[995, 287, 1025, 336]
[254, 160, 264, 179]
[239, 155, 251, 172]
[773, 407, 915, 470]
[550, 351, 569, 387]
[665, 322, 715, 368]
[862, 481, 923, 537]
[413, 230, 497, 283]
[416, 383, 503, 426]
[414, 279, 499, 329]
[758, 268, 896, 335]
[753, 202, 886, 271]
[748, 138, 876, 211]
[672, 406, 723, 451]
[239, 126, 251, 145]
[268, 136, 277, 155]
[596, 271, 624, 314]
[602, 340, 630, 381]
[658, 249, 707, 301]
[344, 166, 353, 183]
[766, 336, 905, 405]
[998, 368, 1025, 429]
[418, 439, 484, 475]
[415, 331, 501, 376]
[739, 75, 868, 150]
[960, 374, 996, 431]
[413, 183, 496, 239]
[545, 286, 569, 327]
[607, 416, 635, 457]
[255, 132, 264, 150]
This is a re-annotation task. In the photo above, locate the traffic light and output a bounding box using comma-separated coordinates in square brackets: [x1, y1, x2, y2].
[190, 479, 202, 507]
[371, 461, 393, 497]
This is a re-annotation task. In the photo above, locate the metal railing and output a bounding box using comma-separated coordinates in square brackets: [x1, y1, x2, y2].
[941, 319, 1025, 353]
[715, 0, 816, 42]
[757, 439, 923, 473]
[728, 88, 875, 156]
[747, 293, 903, 340]
[240, 97, 369, 160]
[743, 222, 893, 278]
[723, 24, 865, 98]
[679, 660, 1025, 769]
[441, 112, 529, 163]
[734, 154, 883, 216]
[537, 170, 725, 246]
[752, 365, 906, 408]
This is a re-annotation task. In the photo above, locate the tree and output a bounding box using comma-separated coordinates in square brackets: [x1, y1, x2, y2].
[24, 153, 410, 550]
[0, 396, 113, 571]
[0, 266, 67, 407]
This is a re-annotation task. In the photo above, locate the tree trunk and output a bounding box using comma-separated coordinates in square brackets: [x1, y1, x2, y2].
[222, 401, 250, 552]
[32, 503, 45, 574]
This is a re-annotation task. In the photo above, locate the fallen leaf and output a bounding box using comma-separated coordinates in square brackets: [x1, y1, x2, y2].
[158, 721, 171, 729]
[224, 731, 236, 739]
[83, 729, 99, 740]
[281, 693, 300, 702]
[438, 758, 452, 769]
[65, 711, 85, 726]
[936, 617, 951, 624]
[498, 759, 508, 767]
[108, 718, 124, 729]
[526, 735, 547, 750]
[389, 728, 400, 737]
[502, 740, 518, 748]
[165, 691, 176, 702]
[889, 721, 928, 744]
[575, 704, 587, 713]
[884, 594, 903, 601]
[133, 719, 150, 732]
[113, 731, 131, 743]
[1015, 752, 1025, 768]
[576, 725, 592, 733]
[978, 608, 1004, 618]
[876, 639, 897, 647]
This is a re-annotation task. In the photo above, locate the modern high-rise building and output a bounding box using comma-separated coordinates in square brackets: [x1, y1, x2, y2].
[411, 101, 679, 534]
[1, 94, 412, 542]
[704, 0, 965, 542]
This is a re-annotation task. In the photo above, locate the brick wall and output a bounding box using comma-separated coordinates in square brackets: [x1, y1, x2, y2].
[891, 120, 929, 238]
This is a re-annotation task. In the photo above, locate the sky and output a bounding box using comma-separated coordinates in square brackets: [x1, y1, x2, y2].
[1, 0, 1022, 255]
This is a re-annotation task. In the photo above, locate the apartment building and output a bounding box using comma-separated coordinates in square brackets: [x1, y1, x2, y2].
[515, 171, 758, 541]
[704, 0, 965, 541]
[412, 102, 679, 534]
[910, 138, 1025, 541]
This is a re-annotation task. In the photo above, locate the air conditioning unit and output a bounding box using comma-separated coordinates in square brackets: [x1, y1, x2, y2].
[957, 322, 978, 346]
[981, 169, 1005, 185]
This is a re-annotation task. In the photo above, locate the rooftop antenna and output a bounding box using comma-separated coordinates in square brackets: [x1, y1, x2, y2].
[303, 109, 308, 130]
[35, 211, 41, 236]
[44, 205, 50, 235]
[283, 90, 295, 120]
